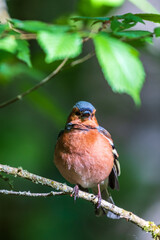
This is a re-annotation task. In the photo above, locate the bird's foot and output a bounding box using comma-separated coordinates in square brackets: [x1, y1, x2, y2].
[72, 185, 79, 201]
[96, 193, 102, 209]
[96, 184, 102, 209]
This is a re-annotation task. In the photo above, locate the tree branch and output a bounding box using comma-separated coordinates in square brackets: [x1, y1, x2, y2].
[0, 0, 10, 23]
[0, 164, 160, 239]
[0, 52, 94, 109]
[69, 52, 95, 67]
[0, 189, 65, 197]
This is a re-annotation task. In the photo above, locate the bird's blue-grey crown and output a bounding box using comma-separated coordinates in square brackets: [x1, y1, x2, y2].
[73, 101, 95, 113]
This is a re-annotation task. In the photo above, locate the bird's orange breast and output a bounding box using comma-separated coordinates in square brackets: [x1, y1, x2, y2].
[54, 128, 114, 188]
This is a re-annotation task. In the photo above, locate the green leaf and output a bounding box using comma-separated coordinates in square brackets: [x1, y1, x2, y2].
[0, 36, 17, 53]
[93, 33, 145, 105]
[90, 0, 124, 7]
[16, 39, 32, 67]
[10, 19, 70, 33]
[110, 18, 123, 32]
[72, 13, 144, 29]
[0, 23, 9, 34]
[118, 13, 144, 24]
[72, 13, 143, 24]
[37, 31, 82, 63]
[0, 35, 31, 66]
[135, 14, 160, 23]
[71, 16, 110, 22]
[110, 18, 137, 32]
[110, 14, 144, 32]
[129, 0, 159, 14]
[154, 27, 160, 37]
[113, 30, 152, 39]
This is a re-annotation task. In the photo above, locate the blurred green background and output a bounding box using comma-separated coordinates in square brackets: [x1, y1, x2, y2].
[0, 0, 160, 240]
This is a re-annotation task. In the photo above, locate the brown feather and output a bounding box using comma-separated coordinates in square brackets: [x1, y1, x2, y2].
[54, 125, 114, 188]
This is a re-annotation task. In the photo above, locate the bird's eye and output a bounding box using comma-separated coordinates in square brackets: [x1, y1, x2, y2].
[75, 111, 81, 116]
[82, 112, 90, 118]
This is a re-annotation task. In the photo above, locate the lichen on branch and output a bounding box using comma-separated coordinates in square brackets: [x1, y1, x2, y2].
[0, 163, 160, 239]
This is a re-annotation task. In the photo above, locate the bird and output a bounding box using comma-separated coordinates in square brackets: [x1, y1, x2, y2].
[54, 101, 120, 219]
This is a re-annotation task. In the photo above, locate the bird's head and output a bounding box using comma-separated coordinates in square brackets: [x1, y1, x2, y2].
[67, 101, 98, 127]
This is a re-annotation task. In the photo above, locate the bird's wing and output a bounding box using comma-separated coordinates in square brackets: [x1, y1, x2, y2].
[97, 126, 120, 190]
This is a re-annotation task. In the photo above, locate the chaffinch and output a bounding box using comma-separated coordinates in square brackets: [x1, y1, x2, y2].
[54, 101, 120, 219]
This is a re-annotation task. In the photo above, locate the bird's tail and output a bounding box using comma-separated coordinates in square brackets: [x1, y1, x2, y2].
[92, 187, 120, 219]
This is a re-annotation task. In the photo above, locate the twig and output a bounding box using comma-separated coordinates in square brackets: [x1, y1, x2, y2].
[0, 52, 94, 109]
[70, 52, 95, 67]
[20, 33, 37, 40]
[0, 58, 68, 108]
[0, 189, 65, 197]
[0, 164, 160, 239]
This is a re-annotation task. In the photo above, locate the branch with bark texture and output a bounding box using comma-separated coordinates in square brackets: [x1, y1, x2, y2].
[0, 0, 10, 23]
[0, 164, 160, 239]
[0, 189, 65, 197]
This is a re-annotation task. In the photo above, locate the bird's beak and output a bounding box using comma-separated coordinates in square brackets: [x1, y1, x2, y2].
[82, 110, 91, 119]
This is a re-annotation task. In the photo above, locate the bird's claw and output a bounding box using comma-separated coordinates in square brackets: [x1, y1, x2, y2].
[72, 185, 79, 201]
[96, 184, 102, 209]
[97, 194, 102, 209]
